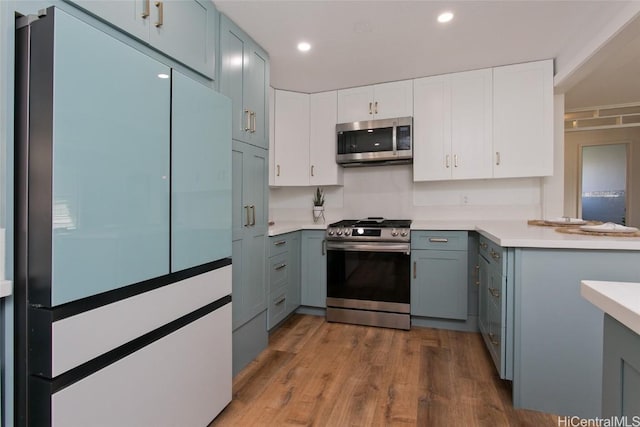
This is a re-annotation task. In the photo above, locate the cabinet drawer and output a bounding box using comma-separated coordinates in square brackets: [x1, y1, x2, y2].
[269, 253, 289, 285]
[479, 235, 504, 267]
[269, 235, 290, 257]
[411, 231, 467, 251]
[267, 288, 288, 329]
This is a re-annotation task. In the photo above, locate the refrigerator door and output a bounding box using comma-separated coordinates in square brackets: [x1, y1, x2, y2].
[171, 70, 232, 272]
[27, 9, 171, 306]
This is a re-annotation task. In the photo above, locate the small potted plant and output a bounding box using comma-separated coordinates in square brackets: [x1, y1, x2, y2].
[312, 187, 325, 223]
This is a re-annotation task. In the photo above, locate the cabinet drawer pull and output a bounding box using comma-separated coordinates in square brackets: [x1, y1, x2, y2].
[244, 109, 251, 131]
[490, 249, 501, 261]
[445, 154, 450, 169]
[413, 261, 417, 279]
[368, 102, 373, 115]
[374, 101, 378, 114]
[454, 154, 459, 168]
[428, 238, 449, 243]
[489, 288, 500, 298]
[311, 165, 315, 177]
[474, 265, 480, 286]
[480, 242, 488, 250]
[277, 164, 280, 177]
[275, 263, 287, 271]
[322, 239, 326, 256]
[496, 151, 501, 166]
[250, 205, 256, 226]
[274, 296, 286, 305]
[244, 205, 250, 227]
[488, 333, 499, 346]
[141, 0, 150, 18]
[154, 1, 163, 27]
[274, 240, 286, 246]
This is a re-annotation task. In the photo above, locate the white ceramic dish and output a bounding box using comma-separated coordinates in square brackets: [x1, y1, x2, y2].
[545, 217, 587, 225]
[579, 223, 639, 233]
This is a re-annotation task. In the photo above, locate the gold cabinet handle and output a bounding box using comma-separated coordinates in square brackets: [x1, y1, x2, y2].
[488, 333, 499, 346]
[141, 0, 150, 18]
[274, 240, 286, 246]
[311, 165, 315, 177]
[374, 101, 378, 114]
[429, 238, 448, 243]
[277, 165, 280, 177]
[250, 205, 256, 226]
[274, 295, 286, 306]
[368, 102, 373, 115]
[244, 109, 251, 131]
[413, 261, 417, 279]
[244, 205, 250, 227]
[474, 265, 480, 286]
[480, 242, 488, 250]
[496, 151, 501, 166]
[489, 287, 500, 298]
[322, 239, 326, 256]
[250, 111, 256, 133]
[154, 1, 163, 27]
[445, 154, 450, 169]
[454, 154, 459, 168]
[275, 263, 287, 271]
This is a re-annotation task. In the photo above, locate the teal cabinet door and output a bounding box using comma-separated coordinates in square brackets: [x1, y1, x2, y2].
[603, 314, 640, 418]
[287, 232, 301, 312]
[220, 16, 250, 143]
[301, 230, 326, 307]
[411, 250, 468, 320]
[171, 71, 231, 271]
[231, 140, 268, 329]
[219, 14, 269, 149]
[52, 10, 170, 305]
[65, 0, 217, 79]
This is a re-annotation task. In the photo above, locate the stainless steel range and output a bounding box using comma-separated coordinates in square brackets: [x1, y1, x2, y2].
[325, 218, 411, 330]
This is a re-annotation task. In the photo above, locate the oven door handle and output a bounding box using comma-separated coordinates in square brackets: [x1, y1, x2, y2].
[325, 241, 410, 254]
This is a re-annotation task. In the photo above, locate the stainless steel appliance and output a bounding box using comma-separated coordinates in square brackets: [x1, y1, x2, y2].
[325, 218, 411, 330]
[336, 117, 412, 166]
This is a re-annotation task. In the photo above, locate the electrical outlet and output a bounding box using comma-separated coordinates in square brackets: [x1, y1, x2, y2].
[462, 195, 469, 205]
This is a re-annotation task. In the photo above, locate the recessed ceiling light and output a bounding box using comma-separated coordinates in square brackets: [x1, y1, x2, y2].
[437, 11, 454, 23]
[297, 42, 311, 52]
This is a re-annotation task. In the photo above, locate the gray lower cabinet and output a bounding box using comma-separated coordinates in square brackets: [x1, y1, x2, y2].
[478, 235, 513, 380]
[267, 232, 301, 329]
[410, 231, 468, 320]
[602, 314, 640, 418]
[301, 230, 326, 308]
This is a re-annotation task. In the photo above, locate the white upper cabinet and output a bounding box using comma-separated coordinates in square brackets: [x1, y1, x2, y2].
[413, 69, 492, 181]
[273, 90, 310, 186]
[272, 90, 342, 186]
[493, 59, 553, 178]
[337, 80, 413, 123]
[309, 91, 342, 186]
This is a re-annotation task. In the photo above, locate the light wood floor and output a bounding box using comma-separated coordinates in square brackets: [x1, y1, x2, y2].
[211, 314, 558, 426]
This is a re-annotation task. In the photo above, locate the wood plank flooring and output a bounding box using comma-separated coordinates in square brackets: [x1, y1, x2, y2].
[210, 314, 558, 426]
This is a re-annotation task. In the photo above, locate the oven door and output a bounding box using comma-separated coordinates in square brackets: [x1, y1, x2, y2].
[326, 241, 410, 311]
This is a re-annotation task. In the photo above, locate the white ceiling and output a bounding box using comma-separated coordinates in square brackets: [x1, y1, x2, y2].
[215, 0, 639, 108]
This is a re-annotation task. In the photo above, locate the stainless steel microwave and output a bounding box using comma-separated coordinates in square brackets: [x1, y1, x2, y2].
[336, 116, 412, 167]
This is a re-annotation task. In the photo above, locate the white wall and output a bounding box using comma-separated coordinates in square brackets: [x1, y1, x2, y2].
[269, 165, 544, 223]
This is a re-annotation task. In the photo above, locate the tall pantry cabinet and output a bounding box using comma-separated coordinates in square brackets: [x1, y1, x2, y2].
[219, 13, 271, 375]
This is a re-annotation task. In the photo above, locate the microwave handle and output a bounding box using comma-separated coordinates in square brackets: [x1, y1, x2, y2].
[392, 120, 397, 154]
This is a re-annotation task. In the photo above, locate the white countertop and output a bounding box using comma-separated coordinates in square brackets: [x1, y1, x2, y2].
[581, 280, 640, 335]
[269, 219, 640, 250]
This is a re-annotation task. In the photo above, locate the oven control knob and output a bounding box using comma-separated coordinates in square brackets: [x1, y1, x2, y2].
[328, 229, 335, 236]
[344, 229, 351, 236]
[391, 229, 399, 237]
[336, 229, 343, 236]
[400, 230, 408, 237]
